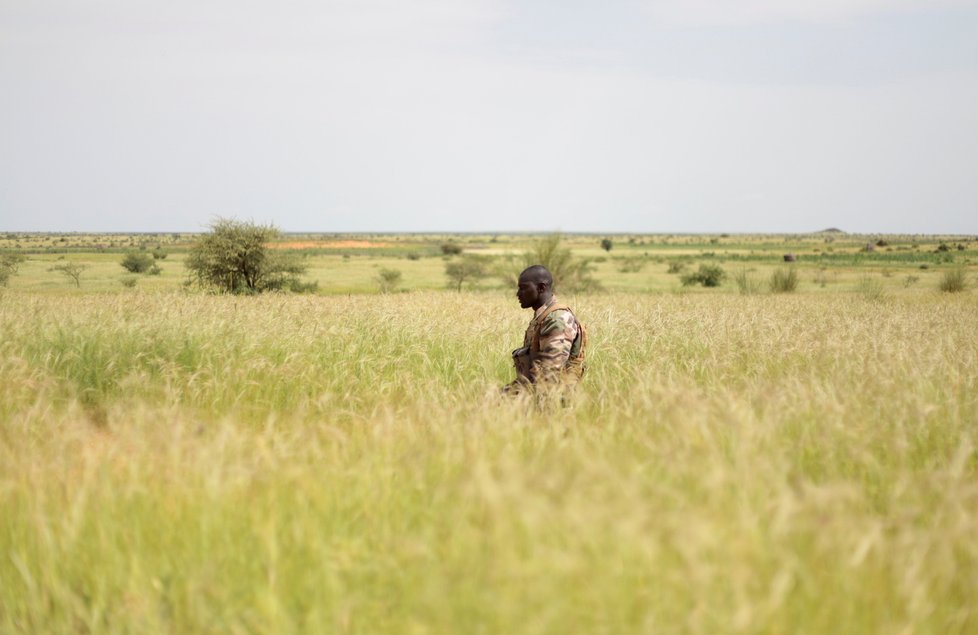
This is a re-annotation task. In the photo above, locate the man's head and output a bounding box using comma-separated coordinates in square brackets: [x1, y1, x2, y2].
[516, 265, 554, 309]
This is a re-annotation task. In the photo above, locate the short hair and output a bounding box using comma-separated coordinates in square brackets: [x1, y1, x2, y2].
[519, 265, 553, 288]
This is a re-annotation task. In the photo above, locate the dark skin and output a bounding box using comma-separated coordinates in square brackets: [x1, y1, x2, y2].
[516, 266, 554, 310]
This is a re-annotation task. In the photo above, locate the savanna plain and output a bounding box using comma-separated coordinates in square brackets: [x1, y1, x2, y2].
[1, 231, 977, 634]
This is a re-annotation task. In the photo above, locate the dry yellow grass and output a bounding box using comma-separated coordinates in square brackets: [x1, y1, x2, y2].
[1, 290, 976, 633]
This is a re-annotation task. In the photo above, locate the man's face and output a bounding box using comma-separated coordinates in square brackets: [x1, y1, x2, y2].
[516, 276, 539, 309]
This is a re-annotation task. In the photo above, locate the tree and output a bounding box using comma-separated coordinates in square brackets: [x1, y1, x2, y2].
[185, 218, 310, 294]
[52, 261, 88, 288]
[0, 253, 26, 287]
[121, 251, 154, 273]
[445, 255, 487, 292]
[600, 238, 613, 252]
[376, 268, 402, 293]
[499, 233, 601, 293]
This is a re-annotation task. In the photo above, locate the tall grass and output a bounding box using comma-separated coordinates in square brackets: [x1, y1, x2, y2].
[2, 291, 977, 633]
[939, 267, 968, 293]
[769, 267, 799, 293]
[855, 275, 887, 302]
[733, 268, 763, 295]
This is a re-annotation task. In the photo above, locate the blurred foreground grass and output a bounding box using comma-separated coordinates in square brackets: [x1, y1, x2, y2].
[1, 291, 977, 634]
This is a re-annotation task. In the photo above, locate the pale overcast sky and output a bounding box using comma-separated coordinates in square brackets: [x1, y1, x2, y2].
[1, 0, 977, 233]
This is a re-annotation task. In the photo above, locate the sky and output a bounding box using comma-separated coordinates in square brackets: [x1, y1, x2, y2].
[1, 0, 977, 234]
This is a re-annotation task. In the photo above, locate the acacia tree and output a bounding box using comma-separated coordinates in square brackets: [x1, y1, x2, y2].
[185, 218, 310, 293]
[445, 255, 487, 292]
[498, 234, 601, 293]
[52, 261, 87, 288]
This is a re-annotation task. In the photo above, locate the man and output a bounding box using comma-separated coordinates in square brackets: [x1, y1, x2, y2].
[503, 265, 587, 397]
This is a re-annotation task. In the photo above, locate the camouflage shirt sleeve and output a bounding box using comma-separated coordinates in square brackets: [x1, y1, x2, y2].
[530, 309, 580, 384]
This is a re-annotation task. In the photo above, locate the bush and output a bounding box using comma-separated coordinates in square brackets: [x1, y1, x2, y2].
[939, 268, 968, 293]
[441, 243, 463, 256]
[376, 268, 402, 293]
[616, 258, 645, 273]
[0, 253, 26, 287]
[121, 252, 154, 273]
[600, 238, 613, 252]
[770, 267, 798, 293]
[406, 252, 422, 261]
[666, 261, 686, 274]
[185, 218, 310, 294]
[289, 279, 319, 294]
[148, 264, 162, 276]
[152, 248, 168, 260]
[681, 264, 726, 288]
[120, 276, 138, 288]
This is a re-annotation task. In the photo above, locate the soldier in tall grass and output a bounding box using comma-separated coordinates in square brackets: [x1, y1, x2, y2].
[503, 265, 588, 398]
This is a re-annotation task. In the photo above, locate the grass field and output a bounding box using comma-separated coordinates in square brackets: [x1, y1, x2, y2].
[1, 233, 977, 633]
[1, 230, 975, 295]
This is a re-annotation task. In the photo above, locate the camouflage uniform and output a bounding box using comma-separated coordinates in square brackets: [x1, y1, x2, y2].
[507, 297, 583, 395]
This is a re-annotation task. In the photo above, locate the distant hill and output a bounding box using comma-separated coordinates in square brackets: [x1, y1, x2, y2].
[817, 227, 845, 234]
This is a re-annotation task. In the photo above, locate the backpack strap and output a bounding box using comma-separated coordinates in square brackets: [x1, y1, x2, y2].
[537, 303, 572, 322]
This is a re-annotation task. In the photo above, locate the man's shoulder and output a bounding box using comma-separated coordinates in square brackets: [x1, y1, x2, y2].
[538, 307, 578, 335]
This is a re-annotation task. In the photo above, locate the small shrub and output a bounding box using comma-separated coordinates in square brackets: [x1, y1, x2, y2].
[681, 264, 726, 288]
[120, 276, 138, 288]
[616, 258, 646, 274]
[903, 275, 919, 288]
[377, 268, 402, 293]
[289, 279, 319, 294]
[770, 267, 798, 293]
[406, 252, 421, 261]
[666, 261, 686, 274]
[939, 268, 968, 293]
[121, 251, 154, 273]
[440, 243, 463, 256]
[148, 264, 162, 276]
[936, 242, 950, 252]
[600, 238, 613, 252]
[152, 248, 167, 260]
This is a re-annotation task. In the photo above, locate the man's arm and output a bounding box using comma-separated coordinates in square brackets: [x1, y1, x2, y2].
[529, 310, 579, 385]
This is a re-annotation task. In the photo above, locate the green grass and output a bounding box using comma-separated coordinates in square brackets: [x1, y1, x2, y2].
[2, 290, 977, 633]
